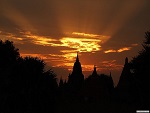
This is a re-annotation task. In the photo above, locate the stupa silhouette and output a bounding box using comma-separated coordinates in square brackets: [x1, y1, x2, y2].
[68, 53, 84, 90]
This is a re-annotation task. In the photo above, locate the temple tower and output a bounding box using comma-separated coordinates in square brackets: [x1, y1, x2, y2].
[68, 53, 84, 89]
[92, 65, 98, 76]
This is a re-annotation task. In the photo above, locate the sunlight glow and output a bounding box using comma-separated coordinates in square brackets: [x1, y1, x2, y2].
[82, 64, 97, 71]
[0, 0, 147, 83]
[55, 63, 97, 72]
[63, 52, 77, 61]
[60, 37, 101, 52]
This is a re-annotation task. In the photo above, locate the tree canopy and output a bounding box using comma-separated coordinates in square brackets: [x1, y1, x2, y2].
[0, 40, 57, 113]
[130, 31, 150, 109]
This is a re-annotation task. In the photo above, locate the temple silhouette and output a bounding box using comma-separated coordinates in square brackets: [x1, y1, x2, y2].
[1, 34, 150, 113]
[68, 52, 84, 88]
[60, 53, 115, 105]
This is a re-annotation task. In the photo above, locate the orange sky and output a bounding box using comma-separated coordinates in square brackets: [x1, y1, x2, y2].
[0, 0, 150, 85]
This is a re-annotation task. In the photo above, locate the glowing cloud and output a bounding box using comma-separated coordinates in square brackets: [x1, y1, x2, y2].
[23, 32, 58, 46]
[17, 31, 110, 62]
[104, 49, 117, 53]
[60, 37, 101, 52]
[63, 52, 77, 61]
[117, 47, 131, 52]
[1, 30, 111, 72]
[0, 31, 24, 44]
[59, 32, 110, 61]
[72, 32, 101, 38]
[20, 31, 109, 53]
[104, 47, 131, 53]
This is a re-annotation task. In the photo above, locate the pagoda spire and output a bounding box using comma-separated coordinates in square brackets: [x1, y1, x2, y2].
[76, 52, 79, 62]
[68, 51, 84, 89]
[94, 65, 96, 72]
[71, 51, 83, 75]
[110, 71, 112, 77]
[92, 65, 97, 76]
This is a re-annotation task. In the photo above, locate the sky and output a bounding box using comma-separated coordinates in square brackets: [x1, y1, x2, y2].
[0, 0, 150, 86]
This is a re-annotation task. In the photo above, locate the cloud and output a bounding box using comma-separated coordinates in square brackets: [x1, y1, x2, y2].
[104, 47, 132, 53]
[0, 31, 25, 44]
[1, 30, 109, 61]
[15, 31, 109, 50]
[117, 47, 131, 52]
[104, 49, 117, 53]
[104, 43, 139, 53]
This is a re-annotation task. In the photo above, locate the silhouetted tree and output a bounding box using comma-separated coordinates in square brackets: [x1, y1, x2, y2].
[0, 40, 58, 113]
[130, 31, 150, 109]
[14, 57, 58, 113]
[40, 69, 58, 113]
[0, 40, 20, 113]
[0, 40, 20, 66]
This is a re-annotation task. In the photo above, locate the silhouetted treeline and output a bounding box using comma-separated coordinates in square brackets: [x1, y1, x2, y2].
[0, 31, 150, 113]
[0, 40, 58, 113]
[129, 31, 150, 109]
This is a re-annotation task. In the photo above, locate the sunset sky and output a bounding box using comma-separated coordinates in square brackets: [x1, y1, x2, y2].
[0, 0, 150, 85]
